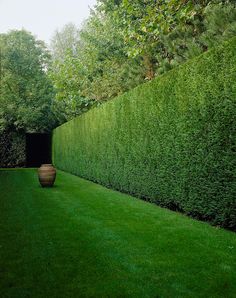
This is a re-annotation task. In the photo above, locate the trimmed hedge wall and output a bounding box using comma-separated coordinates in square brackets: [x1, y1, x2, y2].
[53, 38, 236, 230]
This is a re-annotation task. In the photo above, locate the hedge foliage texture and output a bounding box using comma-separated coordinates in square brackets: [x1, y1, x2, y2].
[53, 38, 236, 229]
[0, 131, 25, 167]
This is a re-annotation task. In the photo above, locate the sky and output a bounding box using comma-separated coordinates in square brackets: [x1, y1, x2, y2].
[0, 0, 97, 45]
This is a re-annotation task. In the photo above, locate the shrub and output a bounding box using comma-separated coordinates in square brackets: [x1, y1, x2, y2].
[53, 38, 236, 230]
[0, 130, 25, 167]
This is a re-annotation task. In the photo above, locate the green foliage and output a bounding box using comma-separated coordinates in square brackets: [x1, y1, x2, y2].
[49, 1, 236, 121]
[49, 23, 93, 123]
[0, 130, 25, 167]
[98, 0, 209, 55]
[158, 2, 236, 74]
[0, 30, 56, 133]
[0, 30, 57, 166]
[49, 13, 145, 121]
[49, 53, 94, 123]
[77, 13, 145, 100]
[97, 0, 214, 77]
[53, 38, 236, 229]
[50, 23, 79, 62]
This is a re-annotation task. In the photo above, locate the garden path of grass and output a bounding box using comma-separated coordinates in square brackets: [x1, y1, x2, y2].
[0, 169, 236, 298]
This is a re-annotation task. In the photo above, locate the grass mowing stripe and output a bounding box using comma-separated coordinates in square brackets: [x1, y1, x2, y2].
[0, 169, 236, 297]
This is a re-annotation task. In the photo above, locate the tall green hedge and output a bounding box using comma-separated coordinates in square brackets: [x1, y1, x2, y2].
[53, 38, 236, 230]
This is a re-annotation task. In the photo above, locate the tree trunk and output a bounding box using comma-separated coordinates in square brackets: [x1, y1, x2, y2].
[143, 54, 155, 80]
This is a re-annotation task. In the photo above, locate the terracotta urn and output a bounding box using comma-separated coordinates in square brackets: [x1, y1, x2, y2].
[38, 164, 56, 187]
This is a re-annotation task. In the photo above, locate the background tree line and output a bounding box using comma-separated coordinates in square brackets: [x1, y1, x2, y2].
[50, 0, 236, 122]
[1, 0, 236, 140]
[0, 30, 56, 166]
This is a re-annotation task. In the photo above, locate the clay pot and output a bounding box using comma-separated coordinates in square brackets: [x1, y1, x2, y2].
[38, 164, 56, 187]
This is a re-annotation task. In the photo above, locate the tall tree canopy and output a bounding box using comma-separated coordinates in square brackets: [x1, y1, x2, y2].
[49, 0, 236, 120]
[97, 0, 236, 74]
[50, 23, 80, 62]
[0, 30, 56, 133]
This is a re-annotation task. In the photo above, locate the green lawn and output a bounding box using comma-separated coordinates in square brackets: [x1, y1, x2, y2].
[0, 169, 236, 298]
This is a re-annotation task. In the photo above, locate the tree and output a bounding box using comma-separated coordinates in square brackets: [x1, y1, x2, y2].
[0, 30, 56, 133]
[49, 0, 236, 121]
[97, 0, 211, 78]
[50, 23, 94, 122]
[76, 12, 145, 100]
[49, 15, 145, 121]
[50, 23, 80, 62]
[156, 1, 236, 74]
[97, 0, 236, 76]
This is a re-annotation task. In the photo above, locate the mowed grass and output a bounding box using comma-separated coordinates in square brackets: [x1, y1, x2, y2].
[0, 169, 236, 298]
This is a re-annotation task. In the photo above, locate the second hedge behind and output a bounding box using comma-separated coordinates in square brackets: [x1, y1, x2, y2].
[53, 38, 236, 229]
